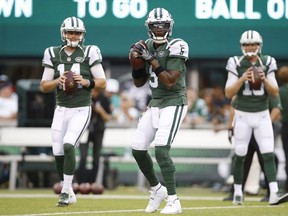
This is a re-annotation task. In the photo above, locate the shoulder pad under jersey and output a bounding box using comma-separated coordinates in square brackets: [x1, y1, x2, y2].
[166, 38, 189, 60]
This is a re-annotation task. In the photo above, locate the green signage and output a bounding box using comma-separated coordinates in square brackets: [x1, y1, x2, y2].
[1, 0, 288, 58]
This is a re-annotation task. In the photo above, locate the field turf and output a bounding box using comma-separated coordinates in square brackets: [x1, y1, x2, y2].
[0, 186, 287, 215]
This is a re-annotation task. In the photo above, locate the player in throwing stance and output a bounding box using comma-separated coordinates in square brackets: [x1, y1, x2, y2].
[129, 8, 189, 214]
[225, 30, 288, 205]
[40, 17, 106, 206]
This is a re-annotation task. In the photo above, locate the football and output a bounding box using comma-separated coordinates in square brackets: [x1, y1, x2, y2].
[53, 182, 62, 194]
[72, 182, 79, 194]
[78, 182, 91, 194]
[91, 183, 104, 194]
[63, 71, 78, 97]
[249, 66, 262, 90]
[129, 40, 147, 70]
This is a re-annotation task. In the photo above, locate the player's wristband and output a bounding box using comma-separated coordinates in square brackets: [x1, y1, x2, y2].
[132, 67, 146, 79]
[86, 79, 90, 87]
[88, 78, 95, 89]
[154, 66, 164, 77]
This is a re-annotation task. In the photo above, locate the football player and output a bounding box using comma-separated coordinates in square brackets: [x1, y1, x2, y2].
[225, 30, 288, 205]
[129, 8, 189, 214]
[40, 17, 106, 206]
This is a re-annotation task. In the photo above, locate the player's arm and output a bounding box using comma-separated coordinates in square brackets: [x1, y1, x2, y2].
[264, 72, 279, 97]
[94, 102, 112, 122]
[151, 39, 188, 89]
[88, 46, 107, 91]
[90, 64, 107, 91]
[270, 106, 281, 122]
[132, 66, 149, 87]
[225, 58, 251, 99]
[150, 59, 180, 90]
[41, 48, 66, 93]
[269, 95, 282, 122]
[263, 57, 279, 97]
[40, 67, 66, 93]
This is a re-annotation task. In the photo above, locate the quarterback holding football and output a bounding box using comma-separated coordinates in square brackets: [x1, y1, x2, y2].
[129, 8, 189, 214]
[225, 30, 288, 205]
[40, 17, 106, 206]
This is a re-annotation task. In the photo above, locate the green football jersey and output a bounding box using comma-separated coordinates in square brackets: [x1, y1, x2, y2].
[42, 45, 102, 108]
[226, 55, 278, 112]
[145, 38, 189, 108]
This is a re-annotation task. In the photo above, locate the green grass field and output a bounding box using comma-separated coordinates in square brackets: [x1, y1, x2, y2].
[0, 186, 287, 216]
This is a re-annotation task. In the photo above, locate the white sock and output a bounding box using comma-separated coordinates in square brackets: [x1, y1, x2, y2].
[269, 182, 278, 194]
[168, 194, 177, 201]
[151, 183, 161, 191]
[61, 174, 73, 194]
[234, 184, 243, 196]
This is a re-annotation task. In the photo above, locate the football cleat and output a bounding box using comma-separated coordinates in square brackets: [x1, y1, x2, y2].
[57, 193, 69, 207]
[233, 195, 243, 205]
[269, 193, 288, 205]
[145, 185, 168, 213]
[160, 196, 182, 214]
[223, 193, 233, 201]
[69, 191, 77, 204]
[260, 194, 269, 202]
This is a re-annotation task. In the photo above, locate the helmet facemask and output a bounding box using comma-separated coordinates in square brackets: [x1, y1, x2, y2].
[63, 31, 85, 48]
[60, 17, 86, 48]
[147, 22, 171, 44]
[145, 8, 174, 44]
[240, 30, 263, 57]
[241, 43, 261, 57]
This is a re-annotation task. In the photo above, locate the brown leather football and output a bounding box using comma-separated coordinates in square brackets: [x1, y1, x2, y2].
[64, 71, 78, 97]
[249, 66, 262, 90]
[129, 40, 147, 70]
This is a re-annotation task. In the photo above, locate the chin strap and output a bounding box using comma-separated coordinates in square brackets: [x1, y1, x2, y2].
[152, 32, 169, 44]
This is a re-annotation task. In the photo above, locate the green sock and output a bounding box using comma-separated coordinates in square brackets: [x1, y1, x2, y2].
[262, 152, 277, 182]
[63, 144, 76, 175]
[232, 155, 245, 184]
[155, 146, 176, 195]
[55, 155, 64, 181]
[132, 149, 159, 187]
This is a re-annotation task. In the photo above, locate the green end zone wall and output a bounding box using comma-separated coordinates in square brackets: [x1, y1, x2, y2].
[1, 0, 288, 58]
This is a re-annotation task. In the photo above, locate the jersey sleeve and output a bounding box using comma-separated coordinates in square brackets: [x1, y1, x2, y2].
[167, 39, 189, 60]
[266, 56, 277, 74]
[85, 45, 103, 66]
[225, 57, 239, 88]
[226, 56, 239, 76]
[42, 47, 55, 68]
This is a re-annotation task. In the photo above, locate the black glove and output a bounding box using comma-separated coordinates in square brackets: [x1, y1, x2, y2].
[131, 42, 155, 63]
[228, 128, 234, 144]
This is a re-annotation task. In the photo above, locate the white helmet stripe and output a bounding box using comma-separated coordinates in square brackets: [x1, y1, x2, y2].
[153, 8, 163, 19]
[158, 8, 163, 18]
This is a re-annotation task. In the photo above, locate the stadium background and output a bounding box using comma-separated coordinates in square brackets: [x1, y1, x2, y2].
[0, 0, 288, 188]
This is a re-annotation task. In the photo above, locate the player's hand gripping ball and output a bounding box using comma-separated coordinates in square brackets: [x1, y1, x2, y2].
[129, 40, 147, 70]
[63, 71, 78, 97]
[249, 66, 262, 90]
